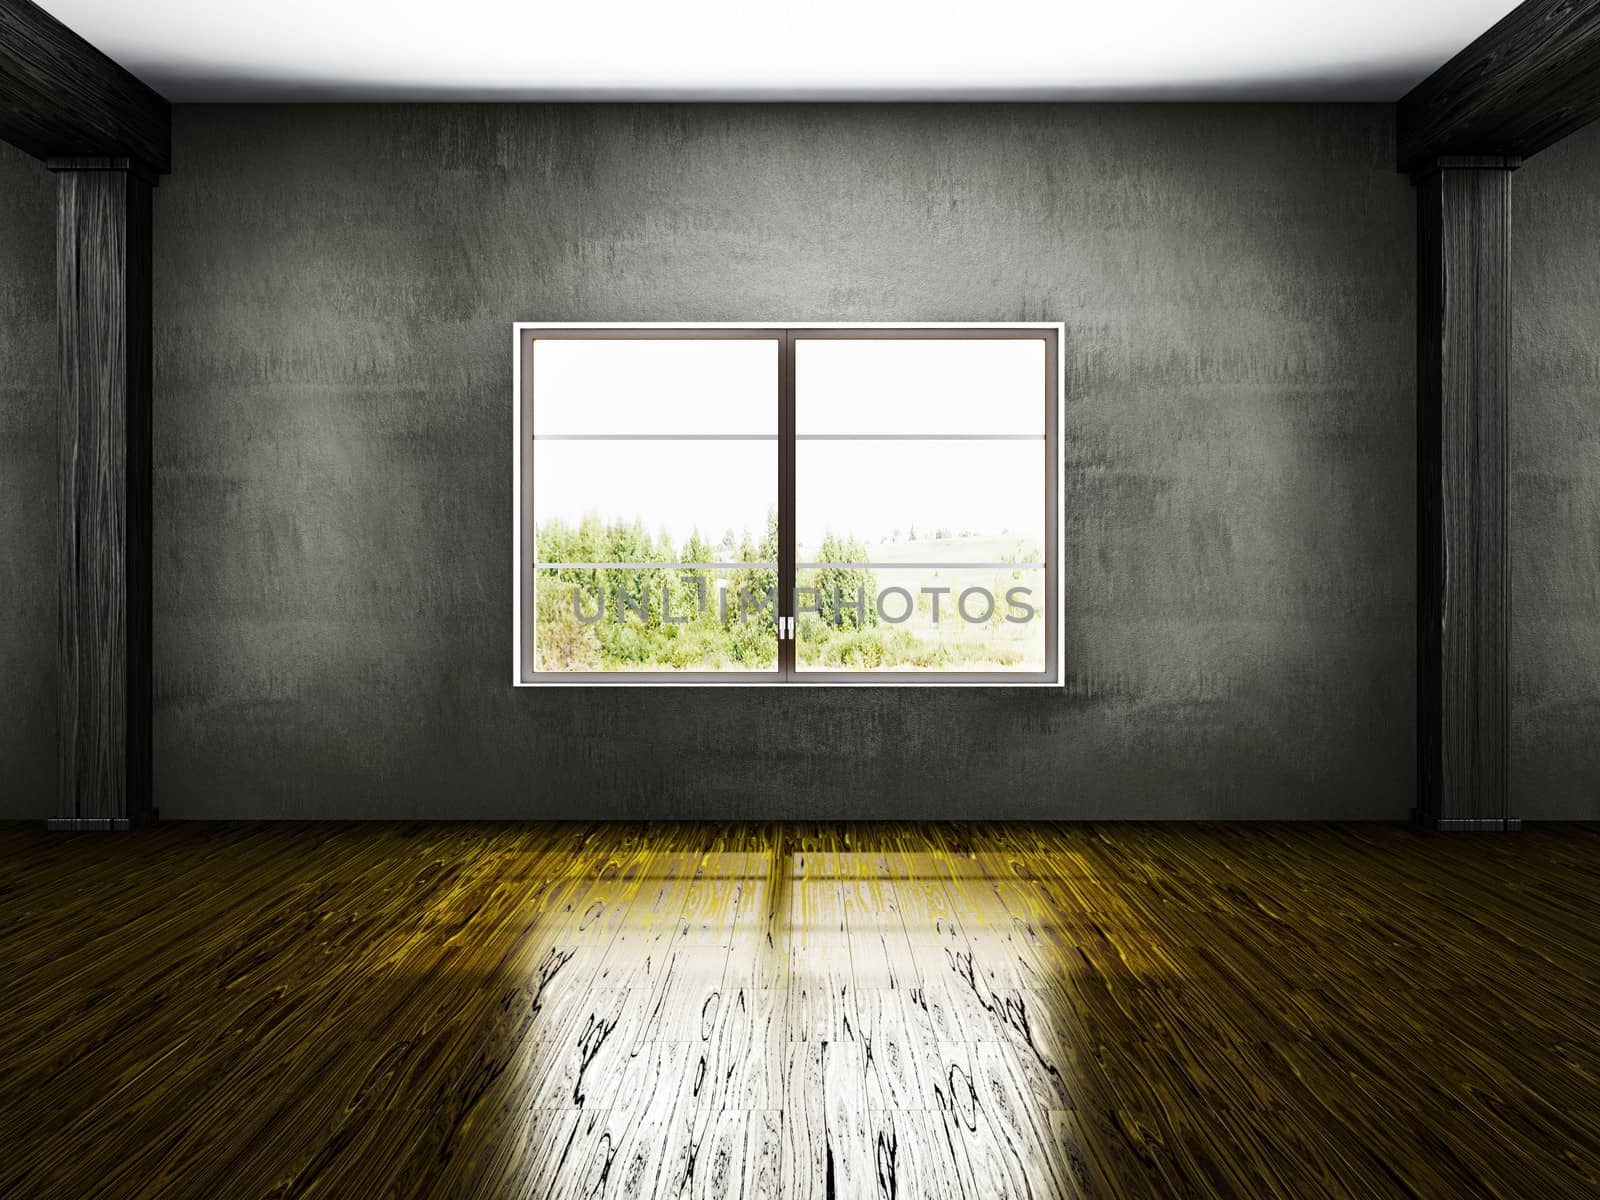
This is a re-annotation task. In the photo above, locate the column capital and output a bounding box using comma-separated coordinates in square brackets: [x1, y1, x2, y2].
[1408, 155, 1522, 184]
[46, 155, 161, 185]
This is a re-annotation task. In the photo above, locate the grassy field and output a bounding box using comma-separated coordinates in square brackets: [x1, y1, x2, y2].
[534, 531, 1047, 673]
[795, 537, 1045, 671]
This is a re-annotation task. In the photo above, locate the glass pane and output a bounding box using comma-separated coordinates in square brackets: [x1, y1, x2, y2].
[532, 338, 778, 436]
[795, 440, 1046, 564]
[793, 565, 1046, 674]
[529, 335, 780, 676]
[795, 338, 1046, 435]
[534, 439, 776, 562]
[534, 567, 778, 673]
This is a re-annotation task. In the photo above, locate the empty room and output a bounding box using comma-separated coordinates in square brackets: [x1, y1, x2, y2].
[1, 0, 1598, 1196]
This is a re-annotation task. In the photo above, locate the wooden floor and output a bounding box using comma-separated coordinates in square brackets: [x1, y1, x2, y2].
[1, 823, 1598, 1199]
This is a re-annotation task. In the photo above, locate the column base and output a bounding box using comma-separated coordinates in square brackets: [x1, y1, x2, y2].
[1412, 811, 1521, 832]
[47, 809, 158, 832]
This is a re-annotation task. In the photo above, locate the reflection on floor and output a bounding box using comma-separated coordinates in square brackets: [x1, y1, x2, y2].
[2, 821, 1598, 1198]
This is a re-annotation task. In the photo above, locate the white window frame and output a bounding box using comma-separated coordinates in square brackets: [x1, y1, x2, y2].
[512, 322, 1065, 687]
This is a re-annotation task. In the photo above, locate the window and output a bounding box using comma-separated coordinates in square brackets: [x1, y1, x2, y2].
[514, 324, 1061, 685]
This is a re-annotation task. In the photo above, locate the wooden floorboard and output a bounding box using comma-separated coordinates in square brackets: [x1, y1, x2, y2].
[1, 821, 1598, 1198]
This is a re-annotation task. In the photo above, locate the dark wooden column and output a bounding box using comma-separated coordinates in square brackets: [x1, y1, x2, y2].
[1414, 158, 1519, 832]
[1399, 0, 1600, 830]
[46, 158, 156, 831]
[1, 0, 169, 829]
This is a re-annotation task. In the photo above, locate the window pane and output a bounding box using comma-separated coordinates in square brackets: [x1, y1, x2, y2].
[795, 440, 1045, 564]
[528, 335, 780, 677]
[793, 565, 1046, 673]
[795, 338, 1046, 435]
[534, 439, 775, 562]
[535, 567, 778, 673]
[532, 338, 777, 436]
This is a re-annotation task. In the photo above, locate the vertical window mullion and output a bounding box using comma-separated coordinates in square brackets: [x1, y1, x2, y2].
[779, 330, 796, 680]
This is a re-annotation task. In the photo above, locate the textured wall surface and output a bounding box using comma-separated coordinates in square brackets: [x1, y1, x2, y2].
[1512, 123, 1600, 821]
[0, 142, 55, 820]
[145, 104, 1417, 819]
[7, 105, 1597, 823]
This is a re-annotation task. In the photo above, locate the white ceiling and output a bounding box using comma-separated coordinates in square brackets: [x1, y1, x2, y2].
[41, 0, 1520, 103]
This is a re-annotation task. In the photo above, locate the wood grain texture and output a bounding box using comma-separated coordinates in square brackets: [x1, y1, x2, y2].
[1416, 161, 1516, 830]
[0, 139, 57, 819]
[0, 0, 169, 173]
[52, 160, 154, 828]
[1398, 0, 1600, 173]
[1, 821, 1597, 1198]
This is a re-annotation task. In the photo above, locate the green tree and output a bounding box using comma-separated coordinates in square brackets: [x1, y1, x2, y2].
[812, 530, 876, 632]
[675, 528, 716, 629]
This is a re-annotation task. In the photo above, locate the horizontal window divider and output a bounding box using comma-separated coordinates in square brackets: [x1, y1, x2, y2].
[537, 562, 779, 570]
[534, 438, 777, 448]
[534, 433, 1043, 441]
[539, 560, 1043, 571]
[795, 561, 1046, 570]
[793, 438, 1043, 448]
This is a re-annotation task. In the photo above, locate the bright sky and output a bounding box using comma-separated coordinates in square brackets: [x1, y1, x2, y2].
[531, 337, 1048, 557]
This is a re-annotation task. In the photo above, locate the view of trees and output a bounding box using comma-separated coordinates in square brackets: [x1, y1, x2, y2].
[536, 510, 779, 671]
[535, 511, 1042, 673]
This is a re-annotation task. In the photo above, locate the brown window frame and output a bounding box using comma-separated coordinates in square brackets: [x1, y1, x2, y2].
[515, 323, 1061, 686]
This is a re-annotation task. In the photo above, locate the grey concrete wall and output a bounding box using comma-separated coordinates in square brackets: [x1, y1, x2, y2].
[9, 106, 1598, 823]
[0, 142, 55, 820]
[1513, 122, 1600, 821]
[147, 104, 1418, 819]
